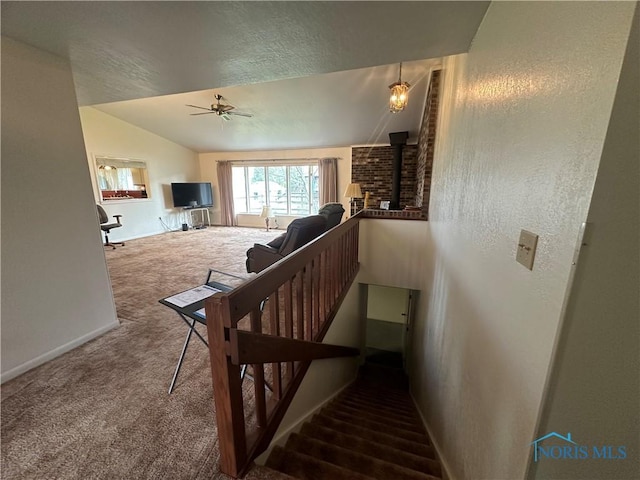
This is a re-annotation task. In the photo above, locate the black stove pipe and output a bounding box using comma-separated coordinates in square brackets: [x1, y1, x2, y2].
[389, 131, 408, 210]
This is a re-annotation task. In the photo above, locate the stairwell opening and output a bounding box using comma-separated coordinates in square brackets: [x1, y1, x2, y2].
[255, 282, 446, 480]
[363, 284, 418, 372]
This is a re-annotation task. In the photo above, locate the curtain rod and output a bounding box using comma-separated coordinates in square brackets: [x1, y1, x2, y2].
[215, 157, 339, 163]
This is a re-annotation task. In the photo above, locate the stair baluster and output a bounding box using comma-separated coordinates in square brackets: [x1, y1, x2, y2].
[206, 216, 362, 478]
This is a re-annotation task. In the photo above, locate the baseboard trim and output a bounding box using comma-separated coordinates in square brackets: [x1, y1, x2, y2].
[113, 229, 165, 243]
[0, 321, 120, 384]
[410, 390, 456, 480]
[254, 377, 355, 465]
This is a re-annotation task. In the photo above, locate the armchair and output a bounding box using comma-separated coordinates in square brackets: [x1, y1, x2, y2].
[318, 202, 345, 230]
[246, 215, 327, 273]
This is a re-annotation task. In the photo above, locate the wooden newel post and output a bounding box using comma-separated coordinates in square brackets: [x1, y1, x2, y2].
[205, 295, 247, 478]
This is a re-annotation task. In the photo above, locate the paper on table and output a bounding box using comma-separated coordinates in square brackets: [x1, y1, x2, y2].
[163, 284, 222, 308]
[194, 308, 206, 319]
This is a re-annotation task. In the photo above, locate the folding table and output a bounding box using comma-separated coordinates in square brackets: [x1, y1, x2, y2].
[159, 269, 248, 394]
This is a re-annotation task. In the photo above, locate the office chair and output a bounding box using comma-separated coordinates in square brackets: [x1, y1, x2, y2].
[97, 205, 124, 249]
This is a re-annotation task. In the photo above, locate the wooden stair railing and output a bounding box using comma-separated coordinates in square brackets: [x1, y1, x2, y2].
[205, 215, 362, 478]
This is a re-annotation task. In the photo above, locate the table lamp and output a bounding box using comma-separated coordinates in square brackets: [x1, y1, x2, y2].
[343, 183, 363, 216]
[260, 206, 273, 231]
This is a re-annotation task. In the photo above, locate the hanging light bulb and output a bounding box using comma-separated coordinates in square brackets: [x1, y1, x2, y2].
[389, 62, 410, 113]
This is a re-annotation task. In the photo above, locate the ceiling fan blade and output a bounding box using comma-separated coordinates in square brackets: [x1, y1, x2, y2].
[189, 95, 251, 120]
[186, 104, 212, 111]
[228, 111, 253, 118]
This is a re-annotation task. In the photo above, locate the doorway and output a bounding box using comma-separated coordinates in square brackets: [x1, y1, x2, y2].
[364, 284, 417, 370]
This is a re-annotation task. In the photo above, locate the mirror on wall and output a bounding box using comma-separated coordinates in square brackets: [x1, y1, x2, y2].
[96, 156, 149, 201]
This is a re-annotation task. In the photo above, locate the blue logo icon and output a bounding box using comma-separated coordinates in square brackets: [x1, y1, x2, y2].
[530, 432, 627, 462]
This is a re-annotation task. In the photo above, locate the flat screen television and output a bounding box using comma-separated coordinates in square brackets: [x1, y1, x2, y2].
[171, 182, 213, 208]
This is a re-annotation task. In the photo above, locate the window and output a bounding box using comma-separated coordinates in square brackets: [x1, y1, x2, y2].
[232, 163, 319, 215]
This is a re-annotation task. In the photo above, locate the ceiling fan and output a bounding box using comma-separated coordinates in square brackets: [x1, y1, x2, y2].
[186, 94, 253, 121]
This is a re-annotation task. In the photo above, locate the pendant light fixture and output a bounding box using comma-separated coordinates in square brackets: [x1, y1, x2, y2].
[389, 62, 410, 113]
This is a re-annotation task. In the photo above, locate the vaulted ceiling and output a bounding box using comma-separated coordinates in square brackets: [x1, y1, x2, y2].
[2, 1, 490, 151]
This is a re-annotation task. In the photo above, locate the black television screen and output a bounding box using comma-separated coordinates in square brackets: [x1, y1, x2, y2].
[171, 182, 213, 208]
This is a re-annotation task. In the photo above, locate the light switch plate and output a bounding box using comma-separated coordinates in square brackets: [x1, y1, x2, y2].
[516, 230, 538, 270]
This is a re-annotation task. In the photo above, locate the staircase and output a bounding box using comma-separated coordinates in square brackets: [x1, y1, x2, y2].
[264, 364, 443, 480]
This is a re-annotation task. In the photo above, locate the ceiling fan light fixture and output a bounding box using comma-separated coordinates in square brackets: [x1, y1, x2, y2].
[187, 93, 252, 120]
[389, 63, 410, 113]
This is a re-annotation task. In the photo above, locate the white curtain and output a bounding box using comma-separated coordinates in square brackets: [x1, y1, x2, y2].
[217, 161, 236, 226]
[318, 157, 338, 205]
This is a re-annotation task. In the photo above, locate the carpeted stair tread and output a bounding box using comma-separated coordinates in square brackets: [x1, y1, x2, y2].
[334, 396, 421, 422]
[265, 364, 443, 480]
[343, 384, 411, 398]
[346, 381, 411, 403]
[265, 445, 376, 480]
[341, 390, 415, 412]
[350, 377, 411, 392]
[300, 423, 442, 478]
[342, 389, 416, 411]
[357, 363, 410, 389]
[320, 408, 430, 443]
[355, 374, 408, 386]
[351, 385, 410, 398]
[335, 395, 418, 419]
[326, 401, 426, 433]
[353, 379, 409, 396]
[350, 379, 410, 393]
[285, 433, 439, 480]
[310, 413, 436, 458]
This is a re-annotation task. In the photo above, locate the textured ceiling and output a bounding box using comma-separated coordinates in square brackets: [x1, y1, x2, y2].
[2, 1, 489, 151]
[92, 59, 440, 152]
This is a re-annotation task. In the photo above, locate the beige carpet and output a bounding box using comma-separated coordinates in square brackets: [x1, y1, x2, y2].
[1, 226, 291, 480]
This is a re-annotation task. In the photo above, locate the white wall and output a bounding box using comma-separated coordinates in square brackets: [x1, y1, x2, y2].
[358, 219, 429, 290]
[80, 107, 200, 239]
[531, 7, 639, 479]
[408, 3, 636, 480]
[1, 38, 119, 381]
[367, 285, 409, 324]
[199, 147, 352, 228]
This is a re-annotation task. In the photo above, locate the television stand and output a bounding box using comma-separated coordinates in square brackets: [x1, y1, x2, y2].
[183, 207, 211, 229]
